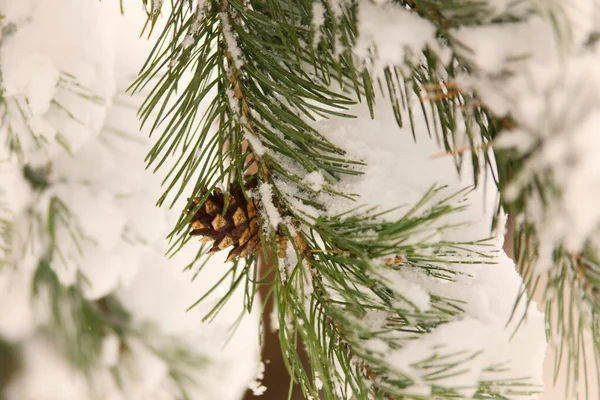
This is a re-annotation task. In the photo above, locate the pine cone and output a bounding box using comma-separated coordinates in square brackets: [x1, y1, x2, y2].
[188, 185, 260, 261]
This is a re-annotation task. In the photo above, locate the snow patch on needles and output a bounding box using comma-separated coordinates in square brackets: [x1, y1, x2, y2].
[1, 53, 59, 115]
[355, 2, 436, 72]
[244, 129, 266, 156]
[454, 7, 600, 267]
[303, 170, 325, 192]
[0, 0, 116, 162]
[220, 12, 244, 67]
[312, 100, 545, 395]
[311, 1, 326, 46]
[453, 17, 558, 76]
[376, 267, 431, 311]
[0, 3, 260, 399]
[258, 182, 283, 229]
[247, 361, 267, 396]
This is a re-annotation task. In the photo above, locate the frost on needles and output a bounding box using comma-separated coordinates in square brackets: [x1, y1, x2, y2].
[2, 0, 600, 400]
[130, 0, 600, 398]
[129, 0, 575, 399]
[0, 2, 259, 400]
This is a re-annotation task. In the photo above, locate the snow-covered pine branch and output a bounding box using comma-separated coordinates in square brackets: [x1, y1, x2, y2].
[2, 0, 600, 399]
[129, 0, 578, 399]
[0, 2, 259, 399]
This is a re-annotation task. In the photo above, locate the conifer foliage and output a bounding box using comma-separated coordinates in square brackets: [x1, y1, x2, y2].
[0, 2, 259, 399]
[131, 0, 600, 398]
[2, 0, 600, 399]
[128, 0, 597, 399]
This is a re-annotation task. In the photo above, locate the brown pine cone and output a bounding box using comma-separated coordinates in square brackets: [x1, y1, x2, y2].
[188, 185, 260, 261]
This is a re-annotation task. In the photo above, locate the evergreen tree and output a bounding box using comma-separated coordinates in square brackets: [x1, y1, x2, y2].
[1, 0, 600, 399]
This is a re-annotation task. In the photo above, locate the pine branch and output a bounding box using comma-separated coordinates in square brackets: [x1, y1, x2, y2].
[490, 64, 600, 396]
[131, 0, 523, 229]
[130, 0, 358, 209]
[129, 0, 556, 398]
[513, 224, 600, 398]
[368, 3, 600, 395]
[266, 188, 538, 399]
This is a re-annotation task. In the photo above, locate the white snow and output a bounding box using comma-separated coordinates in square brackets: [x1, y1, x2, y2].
[244, 129, 267, 156]
[303, 170, 325, 192]
[220, 12, 244, 67]
[0, 150, 32, 218]
[377, 266, 431, 311]
[101, 332, 121, 367]
[151, 0, 165, 16]
[56, 185, 126, 249]
[0, 0, 34, 23]
[258, 182, 283, 229]
[0, 265, 38, 341]
[247, 361, 267, 396]
[4, 335, 90, 400]
[452, 5, 600, 268]
[0, 0, 116, 162]
[354, 2, 436, 73]
[1, 53, 59, 116]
